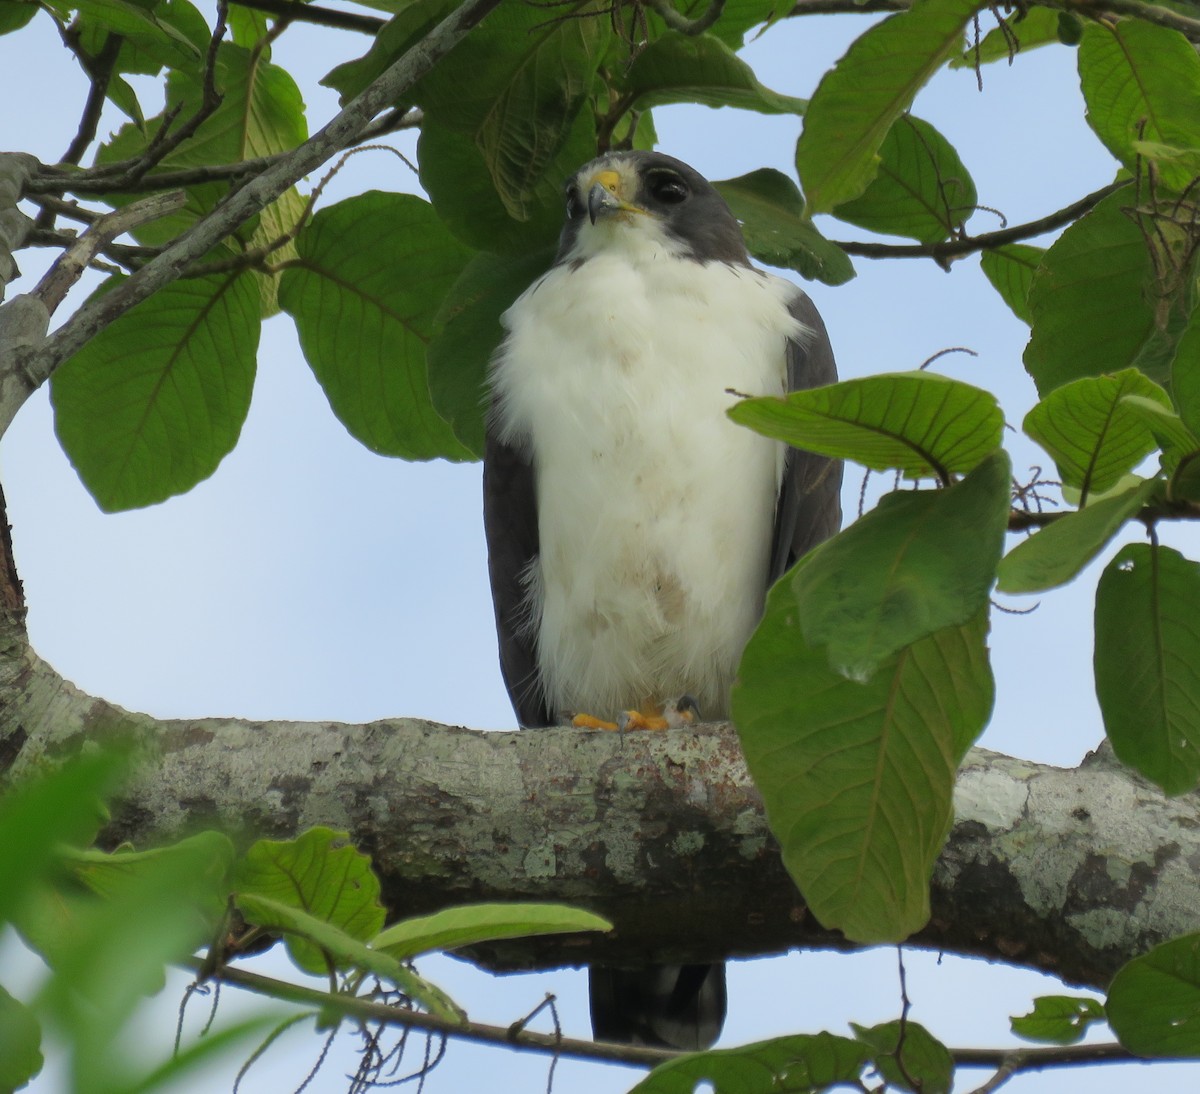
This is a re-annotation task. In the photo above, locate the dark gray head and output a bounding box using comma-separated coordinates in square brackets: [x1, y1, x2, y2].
[555, 150, 751, 266]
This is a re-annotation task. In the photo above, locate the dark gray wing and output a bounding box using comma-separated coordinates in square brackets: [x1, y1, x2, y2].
[767, 289, 843, 583]
[482, 421, 554, 728]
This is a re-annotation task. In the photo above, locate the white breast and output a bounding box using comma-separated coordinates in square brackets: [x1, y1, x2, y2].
[491, 247, 802, 719]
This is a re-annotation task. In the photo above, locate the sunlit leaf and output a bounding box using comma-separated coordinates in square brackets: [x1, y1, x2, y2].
[729, 371, 1002, 479]
[790, 451, 1010, 679]
[1121, 395, 1199, 474]
[795, 0, 978, 213]
[997, 478, 1159, 594]
[1095, 543, 1200, 795]
[51, 270, 260, 511]
[734, 611, 994, 942]
[374, 902, 611, 960]
[950, 6, 1061, 68]
[233, 827, 385, 976]
[833, 114, 977, 244]
[234, 894, 464, 1021]
[279, 192, 474, 461]
[1109, 934, 1200, 1056]
[1079, 20, 1200, 194]
[981, 244, 1043, 325]
[1023, 189, 1154, 395]
[1011, 995, 1107, 1045]
[622, 31, 807, 114]
[714, 169, 855, 285]
[629, 1031, 870, 1092]
[1023, 369, 1170, 501]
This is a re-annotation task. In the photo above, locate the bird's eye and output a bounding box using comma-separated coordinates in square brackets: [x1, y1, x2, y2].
[648, 173, 689, 204]
[565, 186, 584, 219]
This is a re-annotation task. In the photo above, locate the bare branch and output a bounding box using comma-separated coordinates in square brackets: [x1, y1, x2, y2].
[229, 0, 386, 34]
[835, 181, 1126, 262]
[60, 31, 123, 169]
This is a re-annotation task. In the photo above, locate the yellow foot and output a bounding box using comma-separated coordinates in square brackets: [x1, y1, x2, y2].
[569, 696, 700, 732]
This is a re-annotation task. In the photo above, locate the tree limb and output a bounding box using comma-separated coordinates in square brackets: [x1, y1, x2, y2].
[230, 0, 386, 34]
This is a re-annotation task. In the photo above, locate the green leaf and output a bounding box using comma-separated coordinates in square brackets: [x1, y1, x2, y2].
[729, 371, 1003, 479]
[234, 827, 385, 976]
[1023, 368, 1170, 501]
[790, 450, 1010, 679]
[413, 0, 609, 221]
[233, 894, 464, 1021]
[426, 248, 554, 455]
[1011, 995, 1107, 1045]
[714, 169, 856, 286]
[51, 270, 260, 511]
[833, 114, 977, 244]
[950, 6, 1061, 68]
[1095, 542, 1200, 795]
[1079, 20, 1200, 194]
[68, 0, 202, 73]
[0, 749, 128, 923]
[1023, 189, 1155, 396]
[627, 1032, 871, 1093]
[1108, 934, 1200, 1056]
[418, 106, 596, 253]
[36, 829, 234, 1062]
[1121, 395, 1199, 474]
[981, 243, 1044, 325]
[374, 902, 611, 960]
[0, 985, 43, 1090]
[622, 30, 807, 114]
[795, 0, 979, 213]
[279, 192, 474, 461]
[1172, 305, 1200, 437]
[0, 0, 38, 34]
[853, 1020, 953, 1094]
[997, 477, 1159, 594]
[734, 611, 994, 942]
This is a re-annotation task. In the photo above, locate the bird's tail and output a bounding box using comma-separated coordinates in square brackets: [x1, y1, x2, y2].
[588, 962, 726, 1050]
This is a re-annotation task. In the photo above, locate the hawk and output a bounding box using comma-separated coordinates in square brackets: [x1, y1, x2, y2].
[483, 150, 842, 1049]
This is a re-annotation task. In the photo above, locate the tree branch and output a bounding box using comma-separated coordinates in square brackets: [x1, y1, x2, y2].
[834, 182, 1127, 263]
[1, 0, 501, 434]
[230, 0, 386, 34]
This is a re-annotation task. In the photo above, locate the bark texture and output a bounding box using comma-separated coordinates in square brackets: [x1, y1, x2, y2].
[3, 607, 1198, 989]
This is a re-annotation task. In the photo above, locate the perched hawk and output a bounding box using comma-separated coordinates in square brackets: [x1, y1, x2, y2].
[483, 150, 842, 1049]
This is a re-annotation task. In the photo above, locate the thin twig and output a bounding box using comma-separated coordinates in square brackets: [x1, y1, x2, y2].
[61, 31, 124, 168]
[228, 0, 385, 33]
[644, 0, 727, 34]
[30, 190, 186, 313]
[835, 182, 1126, 262]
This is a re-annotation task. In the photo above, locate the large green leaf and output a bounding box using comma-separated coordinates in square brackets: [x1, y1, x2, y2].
[1011, 995, 1107, 1045]
[418, 106, 596, 253]
[234, 894, 464, 1021]
[373, 902, 611, 961]
[51, 270, 260, 511]
[980, 243, 1044, 325]
[233, 827, 386, 976]
[412, 0, 608, 221]
[1079, 20, 1200, 195]
[997, 477, 1159, 594]
[853, 1020, 953, 1094]
[0, 985, 42, 1090]
[790, 451, 1010, 680]
[1121, 395, 1199, 477]
[426, 248, 554, 455]
[1172, 305, 1200, 437]
[1023, 189, 1155, 395]
[279, 191, 474, 461]
[1023, 368, 1170, 501]
[794, 0, 979, 214]
[833, 114, 977, 244]
[629, 1032, 870, 1092]
[714, 169, 856, 286]
[1108, 934, 1200, 1056]
[733, 611, 994, 942]
[622, 31, 807, 114]
[0, 0, 38, 34]
[729, 371, 1003, 479]
[64, 0, 202, 73]
[1095, 543, 1200, 795]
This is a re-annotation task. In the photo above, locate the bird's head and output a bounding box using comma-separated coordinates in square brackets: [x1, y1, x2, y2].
[556, 150, 751, 267]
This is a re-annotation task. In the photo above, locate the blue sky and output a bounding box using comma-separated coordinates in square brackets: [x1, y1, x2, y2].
[3, 3, 1198, 1091]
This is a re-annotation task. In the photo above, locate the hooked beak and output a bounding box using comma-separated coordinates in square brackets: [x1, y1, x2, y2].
[586, 169, 642, 224]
